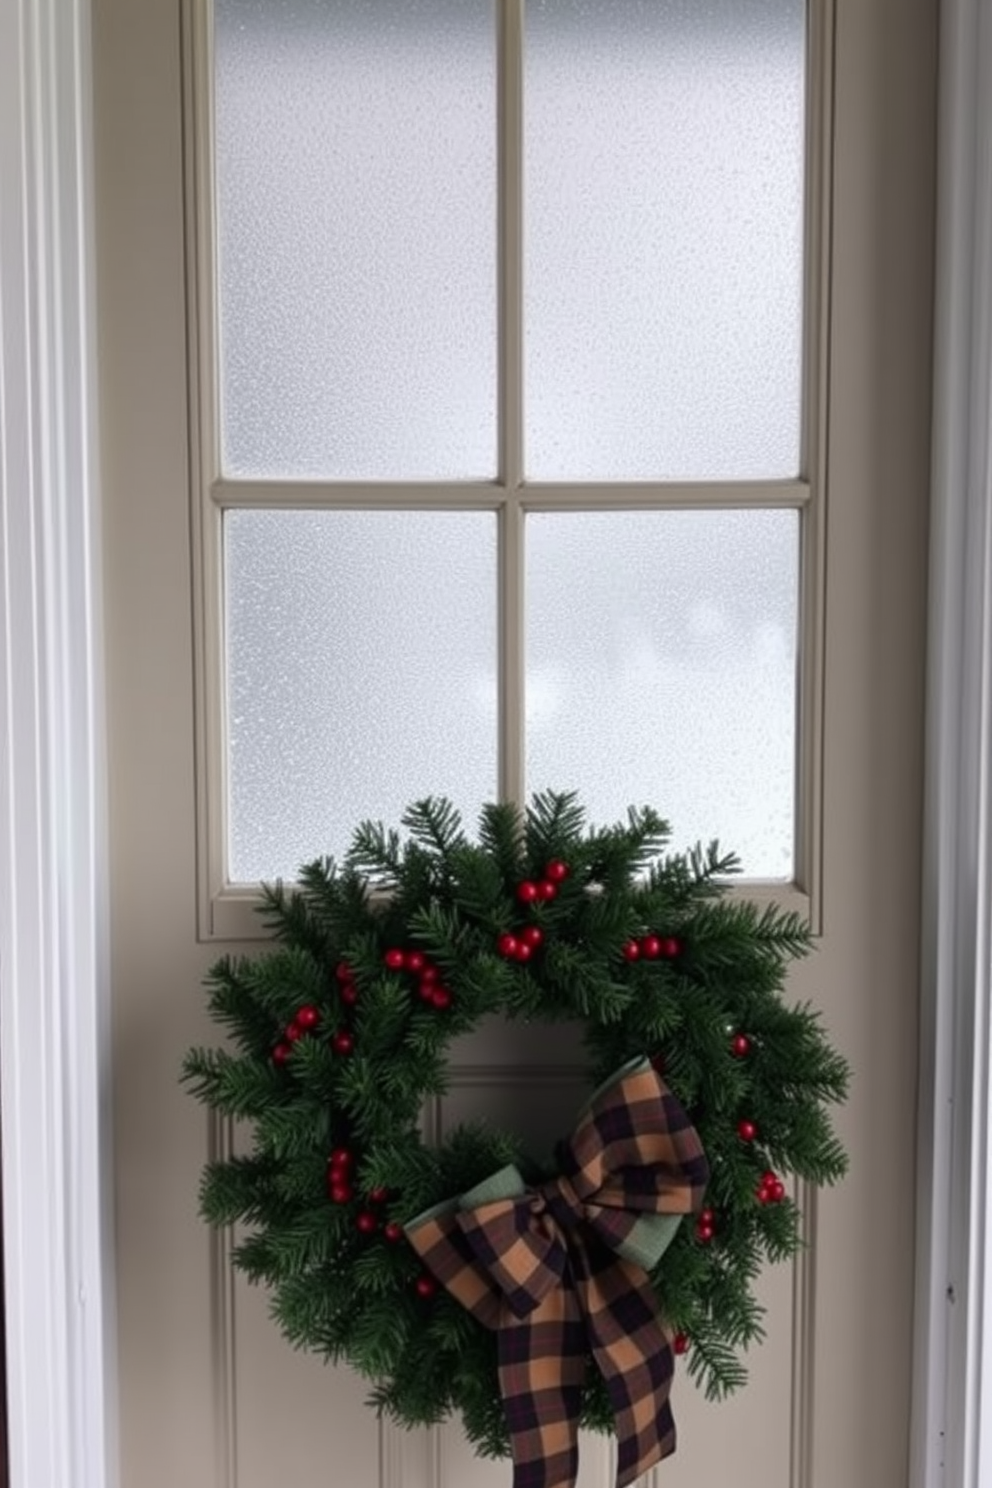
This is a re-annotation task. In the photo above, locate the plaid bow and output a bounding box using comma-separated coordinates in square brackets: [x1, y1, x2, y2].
[405, 1058, 709, 1488]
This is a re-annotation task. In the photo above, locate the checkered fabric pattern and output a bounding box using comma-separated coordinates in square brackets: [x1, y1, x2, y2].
[405, 1061, 709, 1488]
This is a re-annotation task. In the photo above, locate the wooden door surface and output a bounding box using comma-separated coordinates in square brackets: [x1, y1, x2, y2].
[93, 1, 937, 1484]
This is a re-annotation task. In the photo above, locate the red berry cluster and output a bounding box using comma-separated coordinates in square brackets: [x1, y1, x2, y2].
[695, 1206, 717, 1244]
[271, 1003, 321, 1064]
[327, 1146, 355, 1204]
[356, 1186, 404, 1239]
[516, 858, 569, 904]
[324, 962, 360, 1051]
[383, 948, 452, 1010]
[335, 960, 359, 1006]
[756, 1170, 786, 1205]
[497, 924, 544, 962]
[327, 1152, 408, 1241]
[497, 860, 569, 960]
[621, 933, 683, 962]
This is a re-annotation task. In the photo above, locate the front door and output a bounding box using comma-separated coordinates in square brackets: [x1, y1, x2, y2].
[93, 1, 937, 1484]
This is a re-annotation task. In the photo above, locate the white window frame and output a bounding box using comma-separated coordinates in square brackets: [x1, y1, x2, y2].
[185, 0, 833, 941]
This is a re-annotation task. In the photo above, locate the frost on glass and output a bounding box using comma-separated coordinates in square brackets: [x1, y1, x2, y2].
[213, 0, 496, 480]
[524, 0, 806, 480]
[525, 510, 798, 878]
[224, 510, 497, 882]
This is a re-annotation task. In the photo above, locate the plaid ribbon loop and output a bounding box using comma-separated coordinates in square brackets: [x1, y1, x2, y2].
[405, 1059, 709, 1488]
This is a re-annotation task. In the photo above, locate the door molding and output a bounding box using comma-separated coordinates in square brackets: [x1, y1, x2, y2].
[914, 2, 992, 1487]
[0, 3, 117, 1488]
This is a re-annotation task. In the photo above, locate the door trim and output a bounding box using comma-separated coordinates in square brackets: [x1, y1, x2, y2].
[915, 2, 992, 1486]
[0, 2, 117, 1487]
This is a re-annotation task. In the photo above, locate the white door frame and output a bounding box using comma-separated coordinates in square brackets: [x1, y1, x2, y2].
[0, 2, 981, 1487]
[912, 3, 992, 1487]
[0, 2, 117, 1487]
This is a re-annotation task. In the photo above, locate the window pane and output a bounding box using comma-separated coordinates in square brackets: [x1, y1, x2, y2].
[524, 0, 806, 481]
[525, 510, 798, 877]
[225, 510, 497, 882]
[214, 0, 497, 480]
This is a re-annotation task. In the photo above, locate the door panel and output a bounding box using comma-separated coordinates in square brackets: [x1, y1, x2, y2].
[93, 2, 936, 1486]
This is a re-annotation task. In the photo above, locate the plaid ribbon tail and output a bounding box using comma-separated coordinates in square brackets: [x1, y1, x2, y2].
[498, 1286, 586, 1488]
[576, 1251, 677, 1488]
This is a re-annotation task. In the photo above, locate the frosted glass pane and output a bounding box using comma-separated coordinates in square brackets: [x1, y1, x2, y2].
[525, 510, 798, 877]
[225, 510, 497, 882]
[214, 0, 496, 480]
[524, 0, 806, 480]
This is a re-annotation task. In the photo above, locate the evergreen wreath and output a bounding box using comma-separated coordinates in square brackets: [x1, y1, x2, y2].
[182, 792, 849, 1460]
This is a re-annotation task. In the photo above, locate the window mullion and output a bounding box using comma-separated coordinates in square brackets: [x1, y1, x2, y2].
[499, 0, 525, 803]
[499, 502, 526, 803]
[499, 0, 524, 489]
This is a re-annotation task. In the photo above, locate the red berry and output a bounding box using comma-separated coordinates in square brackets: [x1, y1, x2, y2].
[330, 1148, 352, 1169]
[430, 987, 452, 1010]
[673, 1332, 689, 1356]
[737, 1119, 758, 1142]
[516, 880, 539, 903]
[696, 1223, 715, 1243]
[544, 859, 569, 883]
[368, 1186, 389, 1204]
[285, 1021, 304, 1041]
[340, 982, 358, 1005]
[418, 980, 437, 1001]
[535, 879, 557, 901]
[521, 924, 544, 948]
[622, 940, 641, 961]
[497, 933, 519, 958]
[514, 942, 533, 962]
[296, 1005, 320, 1030]
[731, 1033, 751, 1057]
[333, 1031, 354, 1055]
[383, 949, 405, 970]
[272, 1042, 292, 1065]
[330, 1183, 352, 1204]
[641, 935, 662, 958]
[383, 1221, 404, 1243]
[335, 962, 354, 982]
[756, 1185, 771, 1204]
[356, 1211, 378, 1235]
[771, 1179, 786, 1202]
[415, 1275, 436, 1299]
[659, 936, 682, 958]
[404, 950, 426, 973]
[761, 1170, 777, 1187]
[700, 1207, 715, 1225]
